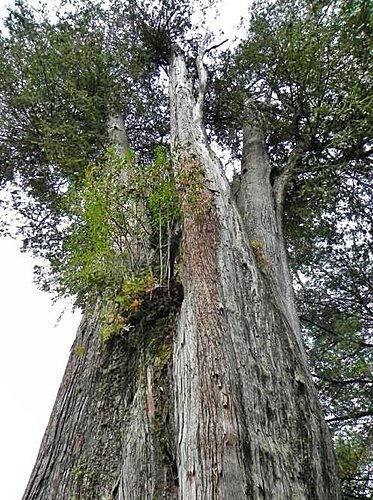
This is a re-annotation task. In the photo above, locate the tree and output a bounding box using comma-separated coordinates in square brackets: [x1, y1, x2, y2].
[0, 0, 371, 498]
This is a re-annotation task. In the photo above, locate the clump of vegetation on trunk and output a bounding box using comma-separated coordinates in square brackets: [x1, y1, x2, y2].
[176, 154, 214, 220]
[36, 147, 180, 308]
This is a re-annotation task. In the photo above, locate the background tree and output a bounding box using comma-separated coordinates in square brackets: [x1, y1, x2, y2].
[0, 0, 371, 498]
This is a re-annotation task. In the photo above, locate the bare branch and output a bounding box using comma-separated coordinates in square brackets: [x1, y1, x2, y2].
[204, 38, 229, 55]
[326, 410, 373, 423]
[194, 40, 208, 122]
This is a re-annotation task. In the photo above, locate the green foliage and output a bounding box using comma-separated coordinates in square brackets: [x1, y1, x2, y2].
[124, 0, 194, 67]
[0, 1, 113, 187]
[36, 147, 180, 307]
[147, 147, 180, 227]
[213, 0, 372, 164]
[101, 271, 154, 341]
[0, 1, 113, 253]
[0, 0, 170, 248]
[335, 430, 373, 499]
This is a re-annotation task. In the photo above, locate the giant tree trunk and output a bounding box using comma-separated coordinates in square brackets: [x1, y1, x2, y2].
[23, 47, 340, 499]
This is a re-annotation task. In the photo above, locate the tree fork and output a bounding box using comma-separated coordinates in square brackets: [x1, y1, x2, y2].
[22, 46, 341, 500]
[170, 45, 340, 498]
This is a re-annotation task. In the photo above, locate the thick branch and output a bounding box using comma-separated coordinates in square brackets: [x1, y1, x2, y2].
[273, 141, 307, 219]
[169, 44, 228, 196]
[235, 105, 301, 340]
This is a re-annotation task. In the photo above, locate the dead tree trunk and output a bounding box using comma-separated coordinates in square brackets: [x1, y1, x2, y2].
[22, 47, 340, 499]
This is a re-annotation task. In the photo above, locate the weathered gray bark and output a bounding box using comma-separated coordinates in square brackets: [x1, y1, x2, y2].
[108, 113, 129, 155]
[169, 45, 340, 499]
[23, 288, 182, 499]
[23, 47, 340, 499]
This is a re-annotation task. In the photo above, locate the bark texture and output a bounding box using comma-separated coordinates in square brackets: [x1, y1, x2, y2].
[23, 287, 182, 499]
[169, 45, 340, 499]
[23, 47, 340, 499]
[108, 113, 129, 156]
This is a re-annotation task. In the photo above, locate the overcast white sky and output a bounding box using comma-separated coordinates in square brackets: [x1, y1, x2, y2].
[0, 238, 80, 499]
[0, 1, 249, 498]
